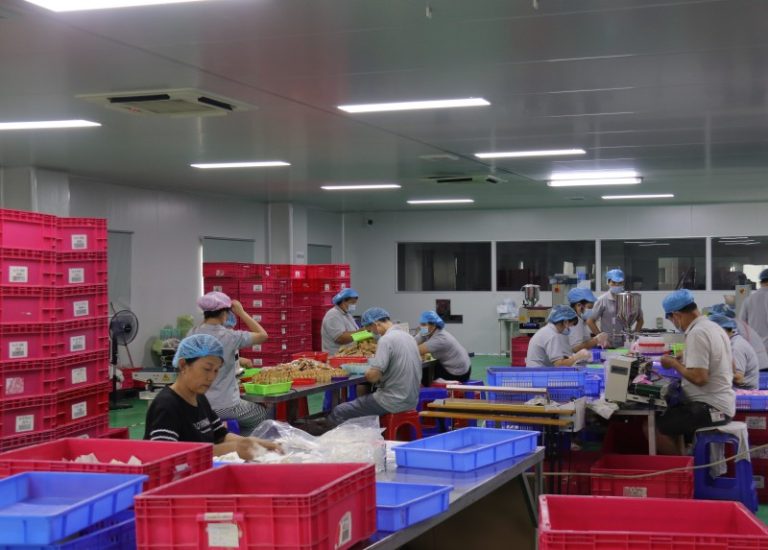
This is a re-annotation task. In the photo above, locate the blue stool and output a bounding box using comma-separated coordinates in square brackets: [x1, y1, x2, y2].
[225, 418, 240, 435]
[418, 387, 449, 435]
[693, 424, 757, 512]
[322, 384, 359, 413]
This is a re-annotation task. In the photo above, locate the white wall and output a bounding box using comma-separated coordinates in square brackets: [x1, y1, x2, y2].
[68, 178, 268, 365]
[307, 209, 345, 263]
[345, 202, 768, 355]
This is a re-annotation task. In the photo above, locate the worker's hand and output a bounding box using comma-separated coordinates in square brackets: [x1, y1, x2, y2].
[231, 300, 245, 316]
[234, 437, 259, 461]
[595, 333, 609, 348]
[573, 349, 592, 362]
[660, 355, 678, 370]
[253, 438, 283, 454]
[239, 357, 253, 368]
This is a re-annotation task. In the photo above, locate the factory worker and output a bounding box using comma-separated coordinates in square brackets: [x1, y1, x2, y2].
[526, 305, 592, 367]
[587, 268, 643, 348]
[710, 314, 759, 390]
[415, 310, 471, 383]
[740, 268, 768, 352]
[656, 290, 735, 455]
[188, 292, 269, 434]
[567, 288, 608, 355]
[321, 288, 360, 356]
[144, 334, 280, 459]
[710, 303, 768, 371]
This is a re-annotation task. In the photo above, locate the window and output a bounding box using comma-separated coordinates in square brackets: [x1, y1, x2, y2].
[397, 242, 491, 291]
[712, 236, 768, 290]
[202, 237, 255, 263]
[496, 241, 596, 291]
[600, 238, 705, 291]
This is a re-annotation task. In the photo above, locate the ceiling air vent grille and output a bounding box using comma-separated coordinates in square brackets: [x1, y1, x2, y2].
[77, 88, 251, 117]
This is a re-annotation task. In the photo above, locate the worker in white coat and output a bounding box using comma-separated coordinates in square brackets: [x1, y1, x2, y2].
[526, 305, 592, 367]
[321, 288, 360, 356]
[710, 303, 768, 371]
[740, 268, 768, 352]
[710, 314, 759, 389]
[587, 268, 643, 348]
[567, 288, 608, 356]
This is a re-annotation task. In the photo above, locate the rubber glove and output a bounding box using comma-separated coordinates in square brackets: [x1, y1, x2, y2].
[573, 349, 592, 363]
[596, 333, 609, 348]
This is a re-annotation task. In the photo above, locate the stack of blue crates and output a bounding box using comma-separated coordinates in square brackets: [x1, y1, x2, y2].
[486, 367, 590, 402]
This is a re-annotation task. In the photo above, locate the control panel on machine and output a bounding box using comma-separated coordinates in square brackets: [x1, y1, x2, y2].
[605, 354, 672, 410]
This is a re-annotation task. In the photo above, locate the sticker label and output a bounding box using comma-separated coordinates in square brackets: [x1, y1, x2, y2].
[251, 284, 263, 293]
[70, 335, 86, 353]
[71, 234, 88, 250]
[253, 315, 262, 322]
[16, 414, 34, 433]
[73, 300, 89, 317]
[5, 377, 24, 396]
[623, 486, 648, 498]
[72, 401, 87, 420]
[281, 327, 287, 335]
[340, 269, 347, 278]
[206, 523, 239, 547]
[252, 300, 263, 308]
[68, 268, 85, 284]
[280, 313, 287, 321]
[213, 285, 223, 292]
[253, 359, 263, 366]
[9, 341, 29, 359]
[746, 416, 767, 431]
[9, 266, 28, 283]
[337, 512, 352, 548]
[754, 475, 765, 490]
[252, 345, 262, 352]
[215, 269, 225, 277]
[71, 367, 88, 385]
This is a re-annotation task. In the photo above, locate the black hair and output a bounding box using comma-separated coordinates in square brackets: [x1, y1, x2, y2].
[679, 302, 697, 314]
[569, 300, 591, 308]
[203, 308, 229, 320]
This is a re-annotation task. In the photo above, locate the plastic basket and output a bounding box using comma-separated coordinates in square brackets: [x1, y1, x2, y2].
[243, 381, 293, 395]
[5, 509, 137, 550]
[329, 356, 368, 369]
[134, 463, 376, 550]
[590, 454, 694, 499]
[0, 286, 57, 323]
[538, 494, 768, 550]
[56, 217, 107, 253]
[202, 277, 238, 296]
[0, 395, 57, 439]
[0, 471, 145, 545]
[52, 319, 109, 356]
[311, 293, 336, 307]
[737, 393, 768, 411]
[238, 278, 290, 294]
[0, 438, 212, 491]
[55, 252, 108, 287]
[393, 428, 538, 472]
[56, 351, 110, 391]
[238, 353, 291, 367]
[307, 265, 350, 280]
[0, 430, 56, 453]
[260, 264, 292, 279]
[584, 375, 602, 398]
[734, 412, 768, 444]
[0, 249, 56, 286]
[55, 415, 109, 439]
[0, 360, 58, 400]
[240, 293, 292, 309]
[55, 381, 110, 428]
[292, 351, 329, 362]
[375, 481, 451, 532]
[0, 209, 57, 251]
[487, 367, 586, 388]
[249, 307, 294, 324]
[203, 263, 263, 279]
[0, 324, 59, 362]
[54, 285, 108, 322]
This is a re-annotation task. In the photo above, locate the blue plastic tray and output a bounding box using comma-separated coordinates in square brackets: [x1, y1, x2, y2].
[0, 472, 146, 545]
[376, 482, 451, 532]
[487, 367, 586, 388]
[393, 428, 538, 472]
[760, 372, 768, 390]
[736, 393, 768, 411]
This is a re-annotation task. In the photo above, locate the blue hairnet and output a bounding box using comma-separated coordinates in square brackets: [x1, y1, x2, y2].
[760, 268, 768, 282]
[606, 269, 625, 283]
[361, 307, 390, 326]
[709, 303, 736, 319]
[567, 288, 597, 304]
[419, 310, 445, 329]
[709, 314, 736, 331]
[172, 333, 224, 368]
[549, 305, 577, 324]
[662, 289, 695, 315]
[332, 288, 359, 306]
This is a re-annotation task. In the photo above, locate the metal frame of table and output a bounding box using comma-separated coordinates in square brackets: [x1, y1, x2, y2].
[360, 447, 545, 549]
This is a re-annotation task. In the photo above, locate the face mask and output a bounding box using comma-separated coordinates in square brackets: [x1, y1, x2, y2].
[580, 307, 592, 321]
[224, 311, 237, 328]
[347, 304, 357, 313]
[609, 286, 624, 294]
[419, 327, 429, 336]
[562, 328, 571, 336]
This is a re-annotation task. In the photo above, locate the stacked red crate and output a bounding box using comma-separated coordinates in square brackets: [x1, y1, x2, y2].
[734, 410, 768, 502]
[0, 208, 110, 451]
[304, 264, 352, 352]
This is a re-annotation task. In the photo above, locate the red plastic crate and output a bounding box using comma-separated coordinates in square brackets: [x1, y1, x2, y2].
[0, 249, 56, 286]
[0, 438, 213, 491]
[311, 293, 336, 307]
[753, 458, 768, 503]
[289, 265, 307, 280]
[56, 381, 111, 427]
[261, 264, 291, 279]
[203, 263, 264, 279]
[249, 307, 294, 325]
[329, 356, 368, 369]
[52, 318, 109, 356]
[57, 217, 107, 252]
[0, 323, 58, 362]
[0, 429, 55, 453]
[291, 293, 314, 306]
[203, 277, 238, 297]
[240, 293, 292, 309]
[100, 427, 130, 439]
[259, 322, 311, 338]
[56, 252, 108, 287]
[238, 352, 291, 367]
[134, 463, 376, 550]
[735, 412, 768, 444]
[0, 395, 57, 439]
[538, 495, 768, 549]
[0, 286, 56, 323]
[307, 264, 351, 280]
[0, 359, 58, 400]
[590, 454, 693, 499]
[56, 350, 110, 391]
[291, 351, 329, 362]
[56, 415, 109, 439]
[312, 307, 329, 321]
[0, 209, 57, 251]
[54, 284, 108, 322]
[238, 278, 291, 294]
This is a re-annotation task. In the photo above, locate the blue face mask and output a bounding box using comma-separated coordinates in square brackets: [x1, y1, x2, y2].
[609, 286, 624, 294]
[347, 304, 357, 313]
[419, 327, 429, 336]
[581, 308, 593, 321]
[224, 311, 237, 328]
[562, 328, 571, 336]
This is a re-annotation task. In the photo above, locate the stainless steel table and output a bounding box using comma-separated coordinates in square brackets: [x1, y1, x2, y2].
[359, 447, 545, 550]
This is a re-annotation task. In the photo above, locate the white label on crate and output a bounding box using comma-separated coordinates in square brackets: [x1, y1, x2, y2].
[72, 401, 87, 420]
[213, 285, 223, 292]
[281, 326, 287, 335]
[280, 313, 287, 321]
[215, 269, 225, 277]
[206, 523, 239, 548]
[15, 414, 34, 433]
[281, 342, 287, 351]
[68, 268, 85, 284]
[70, 335, 86, 353]
[9, 341, 28, 359]
[752, 447, 768, 460]
[252, 300, 263, 308]
[340, 269, 347, 278]
[252, 345, 262, 353]
[73, 300, 89, 317]
[71, 234, 88, 250]
[253, 359, 263, 366]
[754, 475, 765, 490]
[9, 266, 28, 283]
[746, 416, 767, 431]
[622, 486, 648, 498]
[323, 283, 331, 292]
[294, 270, 302, 278]
[337, 512, 352, 548]
[253, 314, 262, 322]
[252, 284, 263, 293]
[5, 377, 24, 396]
[71, 367, 88, 385]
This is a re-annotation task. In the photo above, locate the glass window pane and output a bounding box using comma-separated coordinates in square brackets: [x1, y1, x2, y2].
[712, 236, 768, 290]
[397, 242, 491, 291]
[600, 238, 705, 291]
[496, 241, 595, 291]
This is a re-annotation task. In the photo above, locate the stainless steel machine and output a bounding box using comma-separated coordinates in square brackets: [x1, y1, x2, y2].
[610, 291, 642, 348]
[604, 354, 671, 409]
[518, 284, 551, 335]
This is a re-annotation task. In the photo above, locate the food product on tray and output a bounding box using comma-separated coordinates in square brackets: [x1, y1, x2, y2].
[244, 359, 336, 385]
[335, 340, 377, 357]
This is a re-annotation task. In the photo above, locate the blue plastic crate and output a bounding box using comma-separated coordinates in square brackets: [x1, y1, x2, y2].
[736, 393, 768, 411]
[0, 510, 136, 550]
[760, 372, 768, 390]
[584, 375, 602, 397]
[375, 482, 451, 532]
[0, 472, 146, 545]
[487, 367, 586, 389]
[393, 427, 538, 472]
[489, 386, 585, 403]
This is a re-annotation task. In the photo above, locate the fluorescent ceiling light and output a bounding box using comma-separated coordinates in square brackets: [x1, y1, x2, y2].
[321, 184, 401, 191]
[602, 194, 673, 200]
[407, 199, 474, 205]
[639, 243, 670, 247]
[191, 161, 290, 169]
[0, 119, 100, 130]
[475, 148, 586, 159]
[338, 98, 490, 114]
[548, 170, 641, 187]
[24, 0, 205, 11]
[549, 177, 641, 187]
[624, 241, 656, 244]
[718, 237, 750, 240]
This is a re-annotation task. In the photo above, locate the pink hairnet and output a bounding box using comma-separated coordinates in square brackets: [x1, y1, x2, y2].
[197, 291, 232, 311]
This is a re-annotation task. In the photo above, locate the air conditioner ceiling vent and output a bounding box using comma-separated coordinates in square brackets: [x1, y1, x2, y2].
[77, 88, 253, 117]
